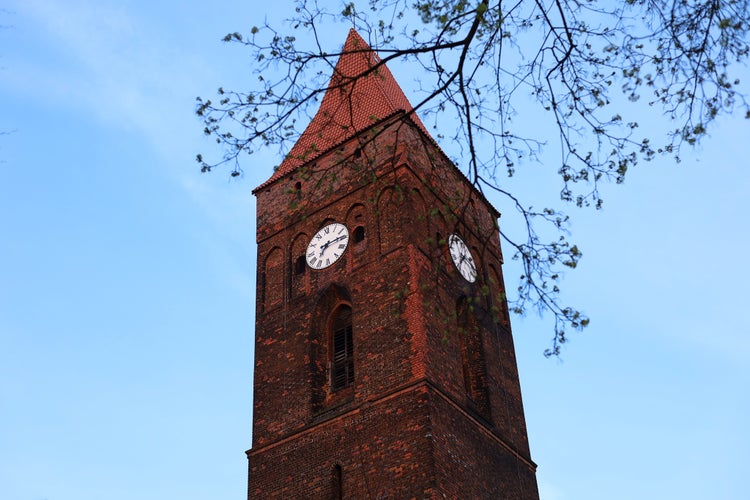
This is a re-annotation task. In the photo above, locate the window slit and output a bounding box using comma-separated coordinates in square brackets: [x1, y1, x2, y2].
[331, 306, 354, 390]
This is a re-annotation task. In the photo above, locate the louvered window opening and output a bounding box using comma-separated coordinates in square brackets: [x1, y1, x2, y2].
[331, 306, 354, 390]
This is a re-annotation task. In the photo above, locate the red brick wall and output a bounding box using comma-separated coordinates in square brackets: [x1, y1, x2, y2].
[249, 386, 436, 499]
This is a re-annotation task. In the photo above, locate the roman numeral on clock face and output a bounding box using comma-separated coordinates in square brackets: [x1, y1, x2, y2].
[305, 222, 350, 270]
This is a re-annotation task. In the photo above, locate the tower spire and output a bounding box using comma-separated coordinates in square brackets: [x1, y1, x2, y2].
[259, 29, 429, 188]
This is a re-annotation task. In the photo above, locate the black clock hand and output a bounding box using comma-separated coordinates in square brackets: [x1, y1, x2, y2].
[319, 236, 342, 256]
[321, 235, 347, 252]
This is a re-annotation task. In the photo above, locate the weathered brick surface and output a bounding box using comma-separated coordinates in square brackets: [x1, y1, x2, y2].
[429, 388, 539, 499]
[249, 387, 436, 499]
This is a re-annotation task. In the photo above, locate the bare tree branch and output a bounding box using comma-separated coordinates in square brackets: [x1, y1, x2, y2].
[197, 0, 750, 354]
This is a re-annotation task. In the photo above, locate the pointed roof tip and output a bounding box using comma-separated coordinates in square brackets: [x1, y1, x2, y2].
[342, 29, 381, 59]
[255, 28, 432, 191]
[343, 28, 369, 51]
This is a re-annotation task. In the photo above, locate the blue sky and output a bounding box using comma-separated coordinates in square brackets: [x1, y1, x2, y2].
[1, 1, 748, 499]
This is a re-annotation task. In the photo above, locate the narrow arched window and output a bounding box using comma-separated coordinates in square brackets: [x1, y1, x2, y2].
[294, 255, 306, 275]
[331, 464, 343, 500]
[353, 225, 365, 243]
[330, 305, 354, 391]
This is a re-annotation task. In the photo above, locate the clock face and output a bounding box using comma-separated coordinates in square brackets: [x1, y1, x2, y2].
[306, 222, 350, 270]
[448, 233, 477, 283]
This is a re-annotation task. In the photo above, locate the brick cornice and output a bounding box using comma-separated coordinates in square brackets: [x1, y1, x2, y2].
[246, 378, 536, 472]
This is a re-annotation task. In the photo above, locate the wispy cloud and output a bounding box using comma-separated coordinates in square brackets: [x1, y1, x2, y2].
[8, 0, 216, 162]
[3, 0, 263, 298]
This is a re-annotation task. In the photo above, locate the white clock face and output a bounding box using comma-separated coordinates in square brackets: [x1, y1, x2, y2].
[448, 233, 477, 283]
[306, 222, 350, 270]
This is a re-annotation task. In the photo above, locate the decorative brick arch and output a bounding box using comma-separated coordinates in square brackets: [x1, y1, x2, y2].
[406, 187, 429, 249]
[488, 263, 510, 328]
[261, 246, 284, 311]
[429, 210, 450, 272]
[456, 296, 491, 420]
[376, 186, 404, 253]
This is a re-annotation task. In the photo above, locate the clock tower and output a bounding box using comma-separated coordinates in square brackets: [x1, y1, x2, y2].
[247, 29, 539, 499]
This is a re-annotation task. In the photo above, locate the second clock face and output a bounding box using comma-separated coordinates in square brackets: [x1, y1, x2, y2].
[448, 233, 477, 283]
[306, 222, 350, 270]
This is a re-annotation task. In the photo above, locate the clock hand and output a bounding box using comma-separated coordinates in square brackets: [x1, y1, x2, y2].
[319, 237, 336, 254]
[318, 235, 348, 256]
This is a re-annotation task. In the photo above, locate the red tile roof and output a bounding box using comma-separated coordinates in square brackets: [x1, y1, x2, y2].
[255, 29, 430, 190]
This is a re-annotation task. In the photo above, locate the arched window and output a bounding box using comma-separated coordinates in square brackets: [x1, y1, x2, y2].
[353, 225, 365, 243]
[294, 255, 306, 275]
[346, 204, 368, 259]
[310, 286, 352, 411]
[289, 234, 308, 300]
[330, 305, 354, 391]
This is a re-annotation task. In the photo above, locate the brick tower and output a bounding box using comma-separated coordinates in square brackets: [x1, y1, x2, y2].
[247, 30, 539, 499]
